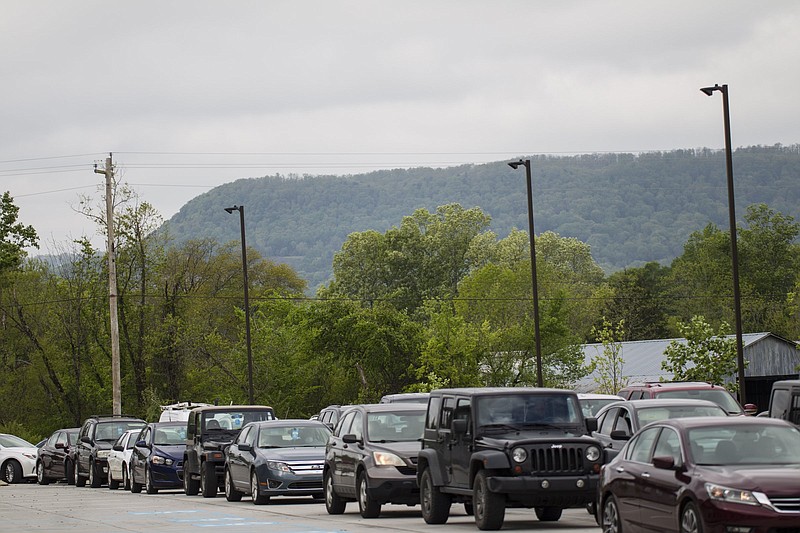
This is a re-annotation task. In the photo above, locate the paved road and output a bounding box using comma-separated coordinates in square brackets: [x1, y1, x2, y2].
[0, 482, 601, 532]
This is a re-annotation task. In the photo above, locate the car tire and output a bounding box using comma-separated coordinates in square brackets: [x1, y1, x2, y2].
[183, 466, 200, 496]
[2, 460, 22, 484]
[130, 468, 143, 493]
[473, 470, 505, 531]
[324, 470, 346, 515]
[145, 467, 158, 494]
[108, 468, 119, 490]
[464, 502, 474, 516]
[251, 470, 269, 505]
[601, 494, 622, 533]
[88, 459, 101, 488]
[201, 461, 217, 498]
[74, 461, 86, 487]
[680, 501, 704, 533]
[36, 461, 51, 485]
[224, 468, 243, 502]
[122, 465, 130, 491]
[357, 471, 381, 518]
[65, 460, 75, 485]
[535, 507, 562, 522]
[420, 467, 451, 524]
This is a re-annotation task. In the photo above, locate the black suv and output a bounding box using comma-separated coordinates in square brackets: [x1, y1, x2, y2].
[324, 403, 426, 518]
[417, 387, 603, 530]
[72, 415, 146, 488]
[183, 405, 275, 498]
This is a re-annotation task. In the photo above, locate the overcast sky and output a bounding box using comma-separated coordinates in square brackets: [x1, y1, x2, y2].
[4, 1, 799, 256]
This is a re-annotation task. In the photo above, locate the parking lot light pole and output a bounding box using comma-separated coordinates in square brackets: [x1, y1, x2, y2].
[224, 205, 254, 404]
[700, 83, 747, 406]
[508, 159, 544, 388]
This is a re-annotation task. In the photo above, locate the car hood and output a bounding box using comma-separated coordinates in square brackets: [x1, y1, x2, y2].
[479, 432, 592, 447]
[152, 445, 184, 460]
[369, 440, 421, 458]
[698, 464, 800, 494]
[95, 441, 113, 451]
[257, 446, 326, 461]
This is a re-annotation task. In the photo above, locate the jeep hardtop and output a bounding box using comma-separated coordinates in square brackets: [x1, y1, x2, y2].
[417, 387, 603, 530]
[183, 405, 275, 498]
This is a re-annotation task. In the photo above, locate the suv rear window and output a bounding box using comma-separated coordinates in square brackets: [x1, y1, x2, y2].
[654, 389, 742, 414]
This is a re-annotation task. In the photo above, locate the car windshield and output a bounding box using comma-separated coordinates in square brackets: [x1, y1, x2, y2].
[204, 410, 274, 431]
[96, 422, 146, 442]
[258, 426, 330, 448]
[367, 412, 425, 442]
[689, 424, 800, 465]
[655, 389, 743, 414]
[154, 426, 187, 446]
[476, 394, 581, 431]
[636, 404, 727, 426]
[0, 434, 34, 448]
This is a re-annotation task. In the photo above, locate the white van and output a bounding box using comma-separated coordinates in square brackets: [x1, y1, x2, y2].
[158, 402, 212, 422]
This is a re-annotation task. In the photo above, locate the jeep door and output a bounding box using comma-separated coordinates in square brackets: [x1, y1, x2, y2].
[450, 398, 472, 488]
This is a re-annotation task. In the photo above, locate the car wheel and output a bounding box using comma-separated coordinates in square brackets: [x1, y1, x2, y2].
[224, 468, 243, 502]
[473, 470, 505, 531]
[324, 470, 346, 514]
[680, 501, 704, 533]
[108, 467, 119, 490]
[601, 494, 622, 533]
[535, 507, 562, 522]
[88, 460, 101, 488]
[65, 460, 75, 486]
[357, 471, 381, 518]
[36, 461, 51, 485]
[183, 466, 200, 496]
[464, 501, 474, 516]
[145, 467, 158, 494]
[74, 460, 86, 487]
[420, 467, 450, 524]
[1, 460, 21, 484]
[201, 461, 217, 498]
[130, 467, 143, 493]
[251, 470, 269, 505]
[122, 465, 130, 491]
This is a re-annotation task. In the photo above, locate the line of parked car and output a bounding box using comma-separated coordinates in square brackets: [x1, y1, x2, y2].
[4, 382, 800, 531]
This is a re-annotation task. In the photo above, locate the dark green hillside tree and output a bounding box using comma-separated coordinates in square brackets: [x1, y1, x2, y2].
[0, 191, 38, 274]
[323, 204, 491, 313]
[599, 262, 671, 341]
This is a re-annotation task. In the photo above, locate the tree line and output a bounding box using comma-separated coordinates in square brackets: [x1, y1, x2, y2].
[1, 189, 799, 443]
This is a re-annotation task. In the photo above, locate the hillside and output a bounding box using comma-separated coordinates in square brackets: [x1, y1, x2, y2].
[162, 144, 800, 290]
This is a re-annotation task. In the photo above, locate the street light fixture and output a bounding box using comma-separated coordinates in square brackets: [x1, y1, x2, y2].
[700, 83, 747, 405]
[508, 159, 544, 388]
[224, 205, 255, 404]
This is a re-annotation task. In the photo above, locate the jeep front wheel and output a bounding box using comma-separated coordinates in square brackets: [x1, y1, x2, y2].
[473, 470, 505, 531]
[201, 461, 217, 498]
[420, 467, 451, 524]
[535, 507, 563, 522]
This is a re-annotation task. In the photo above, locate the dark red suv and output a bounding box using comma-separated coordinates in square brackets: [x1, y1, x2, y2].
[617, 381, 749, 415]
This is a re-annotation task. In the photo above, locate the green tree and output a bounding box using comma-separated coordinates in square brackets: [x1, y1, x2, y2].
[588, 317, 628, 394]
[661, 316, 741, 392]
[0, 191, 38, 273]
[600, 262, 671, 341]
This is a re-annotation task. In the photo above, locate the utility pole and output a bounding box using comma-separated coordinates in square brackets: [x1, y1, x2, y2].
[95, 153, 121, 415]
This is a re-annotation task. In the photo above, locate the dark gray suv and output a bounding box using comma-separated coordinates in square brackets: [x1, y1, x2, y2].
[417, 387, 603, 530]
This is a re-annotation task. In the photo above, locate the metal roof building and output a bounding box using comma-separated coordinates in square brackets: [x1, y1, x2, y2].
[578, 332, 799, 410]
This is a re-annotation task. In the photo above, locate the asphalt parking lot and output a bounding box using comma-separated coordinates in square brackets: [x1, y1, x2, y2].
[0, 482, 601, 532]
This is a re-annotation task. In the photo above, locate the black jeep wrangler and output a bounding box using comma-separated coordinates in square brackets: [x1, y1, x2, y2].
[183, 405, 275, 498]
[417, 387, 603, 530]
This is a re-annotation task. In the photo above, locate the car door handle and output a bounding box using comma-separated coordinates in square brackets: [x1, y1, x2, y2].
[615, 467, 625, 473]
[641, 472, 651, 478]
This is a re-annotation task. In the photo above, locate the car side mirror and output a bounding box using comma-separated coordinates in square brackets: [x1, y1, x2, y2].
[585, 417, 598, 433]
[610, 430, 631, 441]
[113, 444, 123, 452]
[743, 403, 758, 416]
[342, 434, 359, 444]
[238, 443, 252, 452]
[652, 455, 680, 470]
[55, 442, 66, 450]
[81, 436, 91, 444]
[135, 440, 147, 448]
[452, 419, 467, 435]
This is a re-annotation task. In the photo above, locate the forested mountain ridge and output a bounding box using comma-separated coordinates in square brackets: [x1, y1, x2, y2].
[162, 144, 800, 290]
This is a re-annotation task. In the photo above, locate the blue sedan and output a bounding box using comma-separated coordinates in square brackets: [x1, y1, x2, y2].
[224, 420, 331, 504]
[130, 422, 186, 494]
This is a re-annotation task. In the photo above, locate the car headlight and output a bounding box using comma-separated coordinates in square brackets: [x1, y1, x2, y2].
[585, 446, 601, 462]
[96, 450, 111, 459]
[512, 447, 528, 463]
[267, 461, 291, 472]
[373, 451, 404, 466]
[706, 483, 760, 506]
[151, 455, 173, 466]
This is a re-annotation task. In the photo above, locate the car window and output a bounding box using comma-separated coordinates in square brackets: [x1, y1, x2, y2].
[653, 427, 681, 465]
[47, 433, 60, 448]
[613, 409, 632, 435]
[350, 412, 364, 440]
[440, 397, 456, 431]
[258, 425, 330, 447]
[426, 396, 441, 430]
[336, 412, 355, 437]
[154, 426, 186, 446]
[598, 408, 617, 435]
[125, 432, 137, 450]
[627, 426, 659, 463]
[637, 404, 727, 427]
[655, 389, 742, 414]
[454, 398, 472, 435]
[367, 411, 425, 442]
[96, 421, 146, 442]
